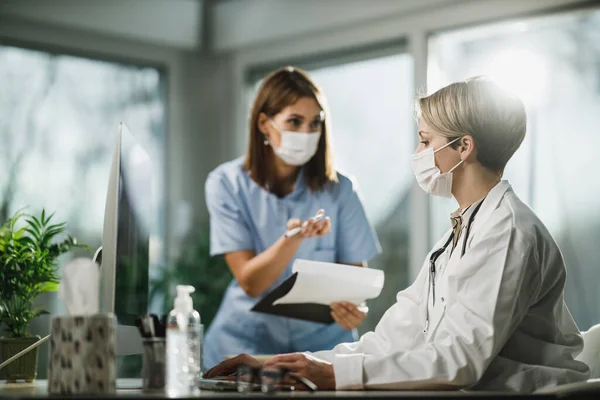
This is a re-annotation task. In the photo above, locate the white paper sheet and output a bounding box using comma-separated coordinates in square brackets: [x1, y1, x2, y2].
[272, 259, 384, 306]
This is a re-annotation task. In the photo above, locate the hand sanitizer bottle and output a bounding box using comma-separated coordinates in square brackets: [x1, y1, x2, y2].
[166, 285, 202, 397]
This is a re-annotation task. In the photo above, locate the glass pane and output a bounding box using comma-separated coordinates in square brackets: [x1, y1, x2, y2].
[308, 55, 414, 225]
[0, 44, 166, 377]
[308, 55, 414, 331]
[428, 8, 600, 329]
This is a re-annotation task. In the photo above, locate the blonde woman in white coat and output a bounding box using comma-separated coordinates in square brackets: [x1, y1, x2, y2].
[205, 77, 590, 393]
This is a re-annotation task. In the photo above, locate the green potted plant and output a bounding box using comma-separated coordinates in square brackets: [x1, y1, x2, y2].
[0, 210, 84, 382]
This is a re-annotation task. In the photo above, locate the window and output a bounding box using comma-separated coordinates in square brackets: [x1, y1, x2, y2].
[428, 8, 600, 329]
[0, 45, 165, 254]
[0, 44, 166, 376]
[246, 53, 414, 331]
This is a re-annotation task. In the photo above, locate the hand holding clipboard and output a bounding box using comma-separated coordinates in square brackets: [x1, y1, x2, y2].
[251, 259, 384, 324]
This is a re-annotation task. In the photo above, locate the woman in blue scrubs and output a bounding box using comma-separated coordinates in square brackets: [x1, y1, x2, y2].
[203, 66, 381, 370]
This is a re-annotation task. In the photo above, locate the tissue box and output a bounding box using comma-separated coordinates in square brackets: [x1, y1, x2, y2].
[48, 314, 116, 395]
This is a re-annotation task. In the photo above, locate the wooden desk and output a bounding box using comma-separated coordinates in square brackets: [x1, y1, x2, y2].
[0, 379, 588, 399]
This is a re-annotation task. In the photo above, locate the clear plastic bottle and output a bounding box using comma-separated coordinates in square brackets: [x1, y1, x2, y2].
[166, 285, 202, 397]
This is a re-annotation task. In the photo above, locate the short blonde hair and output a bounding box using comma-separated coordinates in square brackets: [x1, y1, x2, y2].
[416, 76, 527, 173]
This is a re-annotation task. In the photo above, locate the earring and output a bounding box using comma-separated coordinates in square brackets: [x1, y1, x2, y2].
[263, 136, 269, 146]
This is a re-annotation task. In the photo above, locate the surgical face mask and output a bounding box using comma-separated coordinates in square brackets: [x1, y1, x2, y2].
[411, 137, 463, 198]
[268, 120, 321, 166]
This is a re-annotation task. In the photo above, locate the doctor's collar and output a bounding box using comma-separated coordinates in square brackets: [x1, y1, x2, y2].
[451, 197, 485, 225]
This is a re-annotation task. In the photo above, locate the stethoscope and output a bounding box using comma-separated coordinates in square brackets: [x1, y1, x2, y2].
[423, 199, 485, 333]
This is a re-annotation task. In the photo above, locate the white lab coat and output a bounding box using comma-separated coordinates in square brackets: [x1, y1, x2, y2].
[311, 180, 590, 392]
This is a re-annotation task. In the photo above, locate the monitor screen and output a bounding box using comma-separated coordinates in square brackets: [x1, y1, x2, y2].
[114, 125, 153, 325]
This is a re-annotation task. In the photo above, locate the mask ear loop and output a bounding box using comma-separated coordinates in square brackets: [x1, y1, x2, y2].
[439, 136, 465, 173]
[448, 159, 464, 173]
[433, 136, 462, 154]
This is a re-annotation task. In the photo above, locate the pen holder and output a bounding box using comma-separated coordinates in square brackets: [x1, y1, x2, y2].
[48, 313, 116, 395]
[142, 338, 166, 391]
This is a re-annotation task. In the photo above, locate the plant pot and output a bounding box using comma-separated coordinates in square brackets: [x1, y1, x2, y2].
[0, 336, 40, 383]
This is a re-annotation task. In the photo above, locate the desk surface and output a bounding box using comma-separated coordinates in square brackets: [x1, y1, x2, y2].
[0, 379, 590, 399]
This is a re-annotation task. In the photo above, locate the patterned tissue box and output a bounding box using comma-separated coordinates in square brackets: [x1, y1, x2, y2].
[48, 314, 117, 395]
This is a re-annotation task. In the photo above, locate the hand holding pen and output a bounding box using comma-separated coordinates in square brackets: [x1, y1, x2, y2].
[284, 209, 331, 239]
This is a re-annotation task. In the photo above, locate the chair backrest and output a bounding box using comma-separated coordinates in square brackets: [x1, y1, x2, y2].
[576, 324, 600, 379]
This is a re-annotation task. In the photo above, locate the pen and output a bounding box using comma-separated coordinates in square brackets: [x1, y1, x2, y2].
[284, 212, 324, 238]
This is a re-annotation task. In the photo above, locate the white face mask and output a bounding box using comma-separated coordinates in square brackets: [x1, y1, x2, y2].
[411, 137, 463, 198]
[268, 120, 321, 166]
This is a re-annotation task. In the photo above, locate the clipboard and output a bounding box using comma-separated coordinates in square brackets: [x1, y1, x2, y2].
[251, 272, 334, 324]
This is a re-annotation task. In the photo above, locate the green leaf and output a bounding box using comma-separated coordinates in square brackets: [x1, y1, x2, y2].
[31, 216, 42, 231]
[33, 309, 49, 318]
[47, 220, 66, 229]
[14, 226, 27, 240]
[38, 281, 60, 293]
[44, 225, 66, 238]
[25, 224, 41, 241]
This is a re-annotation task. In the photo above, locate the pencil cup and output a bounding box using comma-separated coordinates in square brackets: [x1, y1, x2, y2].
[142, 338, 166, 391]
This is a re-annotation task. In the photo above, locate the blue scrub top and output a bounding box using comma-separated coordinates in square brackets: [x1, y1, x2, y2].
[203, 157, 381, 369]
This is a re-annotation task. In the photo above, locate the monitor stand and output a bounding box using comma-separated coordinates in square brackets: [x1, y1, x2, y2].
[93, 247, 143, 356]
[116, 324, 143, 356]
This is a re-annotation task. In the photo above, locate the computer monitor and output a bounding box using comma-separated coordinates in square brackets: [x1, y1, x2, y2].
[97, 122, 153, 356]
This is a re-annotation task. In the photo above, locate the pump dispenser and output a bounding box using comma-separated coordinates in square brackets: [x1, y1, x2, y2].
[166, 285, 201, 396]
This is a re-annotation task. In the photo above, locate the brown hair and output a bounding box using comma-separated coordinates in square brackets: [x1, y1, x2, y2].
[416, 76, 527, 173]
[244, 66, 337, 191]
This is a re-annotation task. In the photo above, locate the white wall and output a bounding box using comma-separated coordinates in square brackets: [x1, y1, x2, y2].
[210, 0, 457, 51]
[0, 0, 203, 50]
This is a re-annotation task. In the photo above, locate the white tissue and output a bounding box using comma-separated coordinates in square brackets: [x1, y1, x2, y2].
[59, 258, 100, 315]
